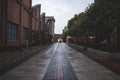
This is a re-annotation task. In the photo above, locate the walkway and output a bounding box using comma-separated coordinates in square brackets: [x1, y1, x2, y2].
[0, 43, 120, 80]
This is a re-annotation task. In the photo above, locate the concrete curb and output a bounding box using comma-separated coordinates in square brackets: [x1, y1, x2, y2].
[68, 43, 120, 61]
[68, 43, 120, 75]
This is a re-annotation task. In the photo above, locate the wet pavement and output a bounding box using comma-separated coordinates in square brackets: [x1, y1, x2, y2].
[43, 43, 78, 80]
[0, 43, 120, 80]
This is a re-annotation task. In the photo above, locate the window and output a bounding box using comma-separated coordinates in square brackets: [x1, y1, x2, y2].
[7, 22, 18, 40]
[22, 27, 28, 40]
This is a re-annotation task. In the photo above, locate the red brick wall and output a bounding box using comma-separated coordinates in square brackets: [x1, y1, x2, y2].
[36, 6, 40, 20]
[23, 0, 32, 8]
[7, 0, 32, 44]
[22, 0, 32, 27]
[32, 17, 36, 31]
[32, 5, 41, 31]
[22, 8, 29, 28]
[7, 0, 20, 24]
[36, 6, 40, 31]
[36, 21, 39, 31]
[32, 9, 36, 31]
[32, 8, 36, 16]
[54, 34, 63, 42]
[7, 0, 31, 27]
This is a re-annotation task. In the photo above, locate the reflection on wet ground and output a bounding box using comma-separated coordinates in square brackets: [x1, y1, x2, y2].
[0, 43, 120, 80]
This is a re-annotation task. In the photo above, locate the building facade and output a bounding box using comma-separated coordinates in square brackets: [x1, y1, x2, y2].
[54, 34, 63, 42]
[45, 16, 55, 36]
[0, 0, 44, 46]
[41, 13, 46, 31]
[31, 4, 41, 42]
[0, 0, 55, 47]
[0, 0, 32, 45]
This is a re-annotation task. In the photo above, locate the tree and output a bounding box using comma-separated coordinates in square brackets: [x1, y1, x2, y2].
[63, 0, 120, 46]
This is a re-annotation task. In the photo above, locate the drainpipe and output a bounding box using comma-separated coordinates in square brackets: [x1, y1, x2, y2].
[18, 0, 23, 51]
[1, 0, 7, 44]
[29, 10, 32, 45]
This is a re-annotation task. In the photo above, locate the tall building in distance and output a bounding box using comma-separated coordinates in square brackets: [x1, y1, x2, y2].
[45, 16, 55, 36]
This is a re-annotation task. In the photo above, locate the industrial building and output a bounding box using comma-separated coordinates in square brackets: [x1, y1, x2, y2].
[0, 0, 55, 47]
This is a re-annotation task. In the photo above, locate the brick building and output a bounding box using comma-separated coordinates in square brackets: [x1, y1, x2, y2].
[31, 4, 41, 42]
[45, 16, 55, 36]
[54, 34, 63, 42]
[41, 13, 55, 38]
[41, 13, 46, 30]
[0, 0, 43, 46]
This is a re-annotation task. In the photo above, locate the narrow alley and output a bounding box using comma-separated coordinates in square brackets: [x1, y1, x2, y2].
[0, 43, 120, 80]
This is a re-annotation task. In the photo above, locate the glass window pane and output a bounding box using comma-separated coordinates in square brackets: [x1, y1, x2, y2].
[7, 22, 18, 40]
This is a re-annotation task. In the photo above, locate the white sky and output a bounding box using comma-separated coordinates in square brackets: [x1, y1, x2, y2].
[32, 0, 94, 34]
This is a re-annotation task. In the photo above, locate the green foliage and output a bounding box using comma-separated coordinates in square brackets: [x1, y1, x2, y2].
[45, 33, 53, 43]
[63, 0, 120, 43]
[33, 30, 46, 44]
[33, 30, 53, 45]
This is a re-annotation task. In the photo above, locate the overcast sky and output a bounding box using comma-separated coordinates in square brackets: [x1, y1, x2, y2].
[32, 0, 94, 34]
